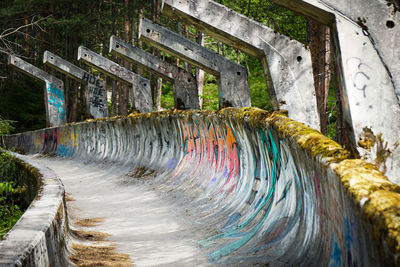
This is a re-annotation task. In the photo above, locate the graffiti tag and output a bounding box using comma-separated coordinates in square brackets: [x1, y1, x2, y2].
[346, 57, 372, 98]
[46, 82, 65, 120]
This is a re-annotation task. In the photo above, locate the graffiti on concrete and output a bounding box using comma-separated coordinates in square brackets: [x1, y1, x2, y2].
[41, 128, 59, 152]
[2, 110, 391, 265]
[82, 72, 108, 118]
[40, 127, 78, 157]
[46, 82, 65, 121]
[166, 158, 179, 169]
[346, 57, 372, 98]
[108, 64, 135, 84]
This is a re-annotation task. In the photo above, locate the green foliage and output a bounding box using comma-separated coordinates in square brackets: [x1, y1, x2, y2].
[0, 117, 14, 136]
[249, 74, 272, 111]
[202, 76, 219, 110]
[0, 76, 46, 133]
[221, 0, 307, 43]
[326, 82, 338, 139]
[0, 151, 26, 239]
[0, 151, 17, 180]
[161, 82, 174, 110]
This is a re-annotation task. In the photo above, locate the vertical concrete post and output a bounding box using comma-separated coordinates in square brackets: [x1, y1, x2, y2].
[321, 0, 400, 104]
[77, 46, 152, 113]
[8, 55, 66, 127]
[109, 35, 199, 110]
[139, 18, 251, 108]
[43, 51, 108, 119]
[270, 0, 400, 184]
[161, 0, 319, 130]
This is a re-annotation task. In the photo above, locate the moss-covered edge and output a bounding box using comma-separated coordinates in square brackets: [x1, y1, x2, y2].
[4, 107, 400, 258]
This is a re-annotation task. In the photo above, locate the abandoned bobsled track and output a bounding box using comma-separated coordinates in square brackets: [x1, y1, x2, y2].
[1, 108, 400, 266]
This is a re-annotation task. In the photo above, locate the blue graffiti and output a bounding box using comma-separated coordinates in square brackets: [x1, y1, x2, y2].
[222, 166, 229, 179]
[344, 218, 354, 249]
[207, 177, 217, 187]
[47, 83, 65, 120]
[329, 234, 342, 267]
[207, 167, 230, 188]
[222, 213, 241, 230]
[47, 83, 64, 102]
[56, 144, 75, 157]
[166, 158, 179, 169]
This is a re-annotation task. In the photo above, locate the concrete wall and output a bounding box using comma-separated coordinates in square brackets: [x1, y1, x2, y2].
[0, 154, 70, 266]
[2, 108, 400, 265]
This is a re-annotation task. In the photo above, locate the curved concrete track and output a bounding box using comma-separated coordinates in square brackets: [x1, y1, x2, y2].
[32, 156, 210, 266]
[2, 108, 400, 266]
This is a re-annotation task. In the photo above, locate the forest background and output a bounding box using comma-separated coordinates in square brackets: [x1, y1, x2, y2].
[0, 0, 336, 137]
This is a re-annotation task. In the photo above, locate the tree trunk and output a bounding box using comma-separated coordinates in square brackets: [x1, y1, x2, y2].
[155, 76, 162, 111]
[307, 20, 331, 135]
[137, 9, 144, 76]
[70, 80, 78, 122]
[79, 82, 87, 121]
[196, 31, 205, 109]
[24, 17, 29, 57]
[153, 0, 162, 111]
[112, 79, 118, 116]
[64, 77, 69, 121]
[50, 0, 56, 52]
[183, 25, 192, 73]
[118, 0, 131, 115]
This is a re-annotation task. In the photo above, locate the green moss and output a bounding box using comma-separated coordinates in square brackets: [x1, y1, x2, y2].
[334, 159, 400, 256]
[363, 191, 400, 257]
[264, 112, 351, 162]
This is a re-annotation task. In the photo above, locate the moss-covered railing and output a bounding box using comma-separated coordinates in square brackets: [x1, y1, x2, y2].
[1, 107, 399, 265]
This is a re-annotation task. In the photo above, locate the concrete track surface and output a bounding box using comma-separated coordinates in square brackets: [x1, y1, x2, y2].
[30, 155, 211, 266]
[2, 109, 397, 266]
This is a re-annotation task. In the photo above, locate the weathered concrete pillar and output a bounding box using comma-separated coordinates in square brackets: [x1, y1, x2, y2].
[77, 46, 152, 113]
[323, 0, 400, 104]
[109, 35, 199, 110]
[43, 51, 108, 119]
[139, 18, 251, 108]
[270, 0, 400, 184]
[161, 0, 319, 130]
[8, 55, 66, 127]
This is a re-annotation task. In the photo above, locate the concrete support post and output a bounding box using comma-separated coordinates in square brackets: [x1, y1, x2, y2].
[109, 35, 199, 110]
[270, 0, 400, 184]
[139, 18, 251, 108]
[8, 55, 66, 127]
[321, 0, 400, 104]
[77, 46, 152, 113]
[161, 0, 319, 130]
[43, 51, 108, 119]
